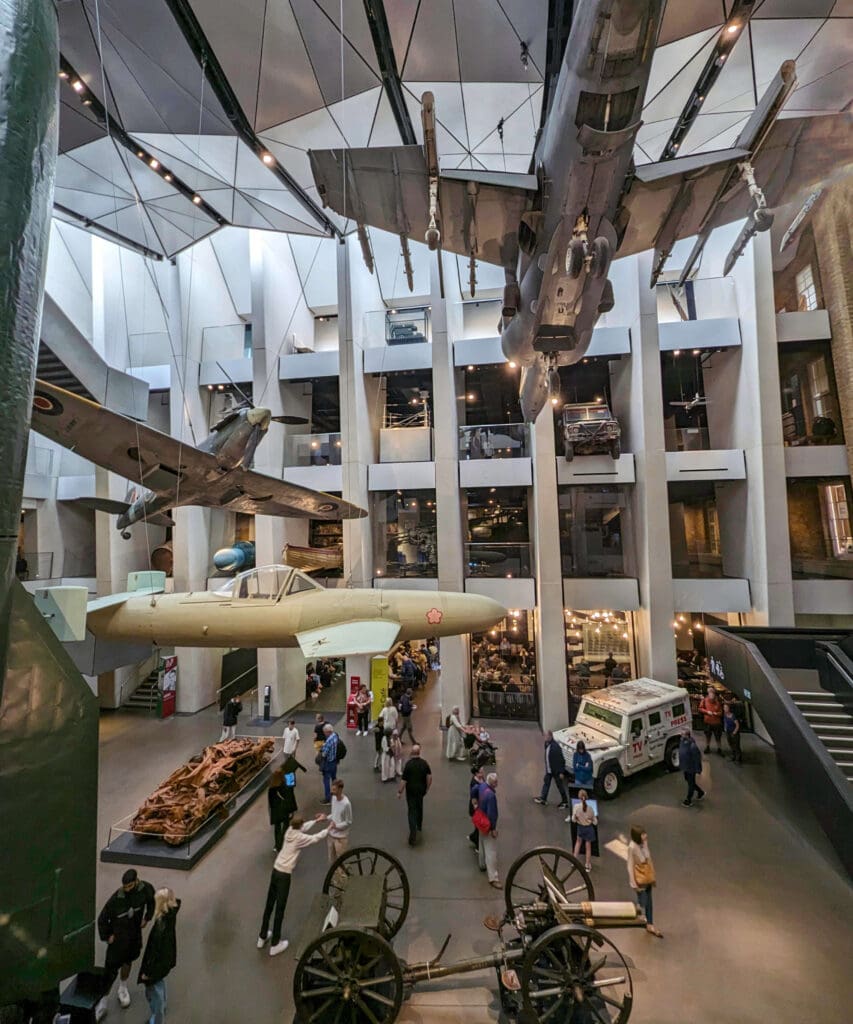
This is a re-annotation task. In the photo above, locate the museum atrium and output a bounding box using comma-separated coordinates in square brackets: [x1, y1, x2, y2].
[1, 0, 852, 1022]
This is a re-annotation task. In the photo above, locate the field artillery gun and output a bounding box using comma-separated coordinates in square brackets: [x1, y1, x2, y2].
[293, 844, 646, 1023]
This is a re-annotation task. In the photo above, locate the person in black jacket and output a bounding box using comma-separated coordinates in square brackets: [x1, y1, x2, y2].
[533, 731, 570, 808]
[137, 888, 180, 1024]
[95, 868, 155, 1019]
[220, 696, 242, 741]
[679, 729, 706, 806]
[268, 755, 306, 851]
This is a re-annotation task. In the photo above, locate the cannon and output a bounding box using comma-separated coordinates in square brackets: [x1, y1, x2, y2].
[292, 845, 645, 1023]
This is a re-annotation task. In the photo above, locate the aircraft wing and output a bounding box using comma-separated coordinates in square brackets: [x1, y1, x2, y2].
[619, 113, 853, 259]
[30, 381, 366, 521]
[310, 146, 535, 268]
[296, 620, 402, 660]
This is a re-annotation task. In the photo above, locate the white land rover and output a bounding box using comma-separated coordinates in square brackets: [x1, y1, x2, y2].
[554, 678, 692, 798]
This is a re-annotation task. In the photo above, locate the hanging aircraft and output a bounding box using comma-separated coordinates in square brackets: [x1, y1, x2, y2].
[38, 565, 506, 661]
[310, 0, 853, 421]
[30, 380, 366, 536]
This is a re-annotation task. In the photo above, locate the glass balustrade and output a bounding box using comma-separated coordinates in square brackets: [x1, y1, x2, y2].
[283, 433, 342, 467]
[656, 276, 739, 323]
[664, 426, 711, 452]
[201, 323, 251, 363]
[459, 423, 529, 459]
[464, 542, 532, 578]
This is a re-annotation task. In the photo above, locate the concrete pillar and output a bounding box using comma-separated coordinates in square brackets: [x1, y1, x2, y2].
[431, 253, 469, 718]
[530, 405, 568, 729]
[705, 232, 794, 626]
[611, 252, 676, 682]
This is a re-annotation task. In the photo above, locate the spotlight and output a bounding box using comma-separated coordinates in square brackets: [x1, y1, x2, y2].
[673, 349, 681, 357]
[508, 360, 517, 368]
[164, 174, 173, 182]
[692, 349, 700, 355]
[59, 70, 69, 80]
[137, 150, 144, 157]
[376, 569, 383, 576]
[550, 396, 559, 406]
[672, 620, 679, 630]
[726, 22, 739, 35]
[82, 99, 92, 106]
[192, 195, 202, 205]
[261, 152, 274, 165]
[467, 393, 475, 401]
[149, 158, 159, 169]
[217, 384, 225, 391]
[335, 440, 341, 447]
[71, 79, 84, 93]
[207, 384, 214, 391]
[467, 365, 474, 371]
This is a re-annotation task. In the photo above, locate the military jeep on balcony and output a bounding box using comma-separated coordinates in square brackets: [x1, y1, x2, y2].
[561, 402, 621, 461]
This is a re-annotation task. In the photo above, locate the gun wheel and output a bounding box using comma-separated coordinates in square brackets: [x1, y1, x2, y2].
[521, 924, 634, 1023]
[505, 846, 594, 919]
[323, 846, 410, 938]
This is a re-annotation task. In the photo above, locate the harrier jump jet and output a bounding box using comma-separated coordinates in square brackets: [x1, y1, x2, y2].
[30, 381, 366, 535]
[310, 0, 853, 420]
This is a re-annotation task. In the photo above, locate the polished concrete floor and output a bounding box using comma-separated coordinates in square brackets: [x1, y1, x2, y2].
[95, 678, 853, 1024]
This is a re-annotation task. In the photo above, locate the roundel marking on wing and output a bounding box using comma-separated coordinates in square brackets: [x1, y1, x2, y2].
[317, 503, 337, 513]
[33, 391, 63, 416]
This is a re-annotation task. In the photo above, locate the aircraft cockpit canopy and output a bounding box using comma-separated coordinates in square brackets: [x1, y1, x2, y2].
[218, 565, 321, 602]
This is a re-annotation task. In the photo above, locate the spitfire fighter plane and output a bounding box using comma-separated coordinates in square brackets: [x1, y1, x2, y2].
[30, 381, 366, 536]
[310, 0, 853, 421]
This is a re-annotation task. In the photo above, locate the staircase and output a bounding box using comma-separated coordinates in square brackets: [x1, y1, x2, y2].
[124, 671, 160, 712]
[788, 690, 853, 782]
[36, 341, 95, 398]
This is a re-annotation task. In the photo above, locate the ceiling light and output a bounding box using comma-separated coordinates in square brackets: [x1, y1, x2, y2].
[58, 70, 69, 80]
[376, 569, 383, 576]
[137, 150, 144, 157]
[726, 22, 739, 35]
[82, 99, 92, 106]
[149, 158, 159, 169]
[550, 396, 559, 406]
[207, 384, 214, 391]
[217, 384, 225, 391]
[192, 195, 202, 205]
[71, 79, 84, 92]
[164, 173, 172, 182]
[390, 308, 397, 315]
[467, 393, 475, 401]
[508, 360, 517, 369]
[673, 349, 681, 357]
[335, 440, 341, 447]
[672, 620, 679, 630]
[261, 152, 274, 165]
[692, 349, 700, 355]
[622, 632, 628, 639]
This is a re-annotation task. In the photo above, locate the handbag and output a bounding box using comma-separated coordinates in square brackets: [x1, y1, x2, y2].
[314, 751, 324, 766]
[633, 857, 656, 888]
[472, 808, 492, 834]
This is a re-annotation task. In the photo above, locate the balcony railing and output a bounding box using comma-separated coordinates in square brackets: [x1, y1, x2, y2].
[791, 556, 853, 580]
[201, 323, 250, 363]
[671, 548, 725, 579]
[465, 542, 532, 578]
[459, 423, 529, 459]
[665, 426, 711, 452]
[284, 433, 342, 467]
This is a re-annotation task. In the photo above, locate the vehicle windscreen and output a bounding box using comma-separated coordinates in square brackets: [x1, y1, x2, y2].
[564, 406, 610, 422]
[578, 701, 624, 737]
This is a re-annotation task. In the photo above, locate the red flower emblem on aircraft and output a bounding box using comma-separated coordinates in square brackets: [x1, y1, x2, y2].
[426, 607, 443, 625]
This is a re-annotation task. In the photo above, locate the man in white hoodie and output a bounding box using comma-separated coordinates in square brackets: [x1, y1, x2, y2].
[257, 813, 328, 956]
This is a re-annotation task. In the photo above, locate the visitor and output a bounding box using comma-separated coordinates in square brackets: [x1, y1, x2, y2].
[313, 713, 327, 751]
[476, 773, 500, 888]
[380, 729, 396, 783]
[570, 789, 597, 872]
[354, 684, 371, 735]
[327, 778, 352, 863]
[219, 695, 242, 741]
[319, 724, 339, 804]
[723, 702, 743, 763]
[379, 697, 399, 734]
[391, 729, 403, 777]
[268, 754, 304, 852]
[282, 718, 300, 757]
[627, 825, 663, 938]
[95, 868, 155, 1019]
[679, 729, 705, 806]
[372, 718, 384, 771]
[446, 706, 467, 761]
[398, 688, 417, 743]
[468, 765, 485, 852]
[603, 652, 617, 684]
[698, 685, 724, 755]
[572, 740, 594, 791]
[257, 813, 329, 957]
[305, 668, 319, 701]
[397, 744, 432, 846]
[137, 887, 180, 1024]
[534, 730, 569, 808]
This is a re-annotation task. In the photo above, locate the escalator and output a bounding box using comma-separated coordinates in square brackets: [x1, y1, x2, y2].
[705, 626, 853, 878]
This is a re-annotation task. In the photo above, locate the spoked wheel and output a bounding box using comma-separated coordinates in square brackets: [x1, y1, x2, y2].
[293, 927, 404, 1024]
[323, 846, 410, 938]
[505, 846, 594, 919]
[566, 239, 586, 278]
[521, 924, 634, 1024]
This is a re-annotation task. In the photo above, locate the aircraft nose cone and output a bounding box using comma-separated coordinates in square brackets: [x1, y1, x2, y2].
[247, 407, 272, 429]
[439, 593, 506, 634]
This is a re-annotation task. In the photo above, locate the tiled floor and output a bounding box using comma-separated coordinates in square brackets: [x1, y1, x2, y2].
[94, 676, 852, 1023]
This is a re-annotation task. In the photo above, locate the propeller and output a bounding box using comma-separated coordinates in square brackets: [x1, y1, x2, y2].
[215, 361, 308, 425]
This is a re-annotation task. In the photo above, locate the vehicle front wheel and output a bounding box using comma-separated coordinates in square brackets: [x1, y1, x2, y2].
[664, 739, 680, 772]
[610, 440, 621, 460]
[564, 442, 574, 462]
[595, 764, 622, 799]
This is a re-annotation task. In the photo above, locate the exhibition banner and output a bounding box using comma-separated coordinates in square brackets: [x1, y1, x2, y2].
[370, 656, 389, 721]
[159, 655, 177, 718]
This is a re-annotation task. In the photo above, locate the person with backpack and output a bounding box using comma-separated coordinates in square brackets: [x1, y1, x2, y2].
[398, 688, 417, 743]
[268, 754, 305, 851]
